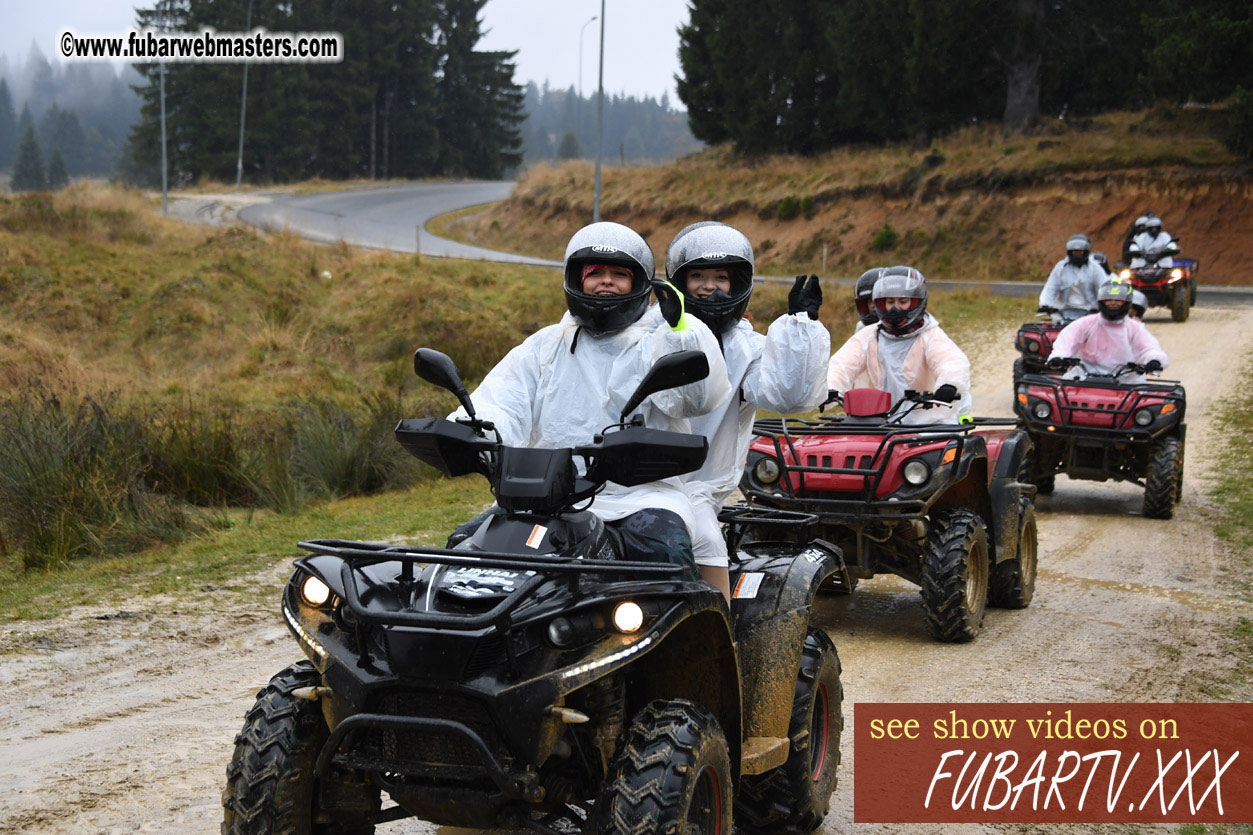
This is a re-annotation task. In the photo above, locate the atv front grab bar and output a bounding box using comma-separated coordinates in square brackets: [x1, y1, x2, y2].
[298, 539, 687, 630]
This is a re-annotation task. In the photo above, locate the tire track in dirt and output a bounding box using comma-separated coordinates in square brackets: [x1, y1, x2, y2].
[0, 311, 1250, 835]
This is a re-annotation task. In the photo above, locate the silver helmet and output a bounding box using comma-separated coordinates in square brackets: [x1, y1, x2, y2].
[1097, 279, 1133, 321]
[563, 222, 655, 333]
[872, 265, 928, 335]
[665, 221, 754, 333]
[1066, 233, 1091, 266]
[1130, 289, 1148, 319]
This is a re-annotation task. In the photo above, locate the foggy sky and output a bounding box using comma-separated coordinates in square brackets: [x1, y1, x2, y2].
[0, 0, 689, 103]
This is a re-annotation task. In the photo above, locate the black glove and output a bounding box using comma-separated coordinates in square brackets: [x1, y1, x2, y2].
[1143, 359, 1163, 374]
[1037, 305, 1057, 315]
[650, 279, 685, 329]
[1047, 356, 1067, 369]
[788, 274, 822, 319]
[933, 384, 959, 404]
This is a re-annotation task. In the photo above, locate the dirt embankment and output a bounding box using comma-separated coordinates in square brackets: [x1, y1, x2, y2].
[1, 304, 1251, 835]
[454, 165, 1253, 286]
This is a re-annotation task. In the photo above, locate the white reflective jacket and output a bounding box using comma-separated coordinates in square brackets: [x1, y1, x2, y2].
[1039, 258, 1105, 319]
[451, 306, 731, 526]
[686, 313, 830, 507]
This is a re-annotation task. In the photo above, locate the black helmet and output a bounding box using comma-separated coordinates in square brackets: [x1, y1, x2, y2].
[562, 222, 654, 333]
[871, 265, 928, 336]
[1066, 233, 1091, 266]
[664, 221, 754, 334]
[1097, 279, 1133, 322]
[855, 268, 884, 326]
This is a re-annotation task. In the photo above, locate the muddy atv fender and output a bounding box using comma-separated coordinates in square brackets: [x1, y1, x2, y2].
[728, 539, 841, 776]
[987, 429, 1034, 572]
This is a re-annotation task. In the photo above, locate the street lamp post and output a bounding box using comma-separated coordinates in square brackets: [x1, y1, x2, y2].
[578, 15, 597, 100]
[593, 0, 605, 223]
[234, 0, 254, 193]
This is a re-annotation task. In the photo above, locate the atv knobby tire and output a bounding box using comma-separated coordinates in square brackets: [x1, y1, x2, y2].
[989, 498, 1037, 609]
[222, 661, 377, 835]
[1012, 357, 1026, 391]
[1143, 436, 1181, 519]
[1171, 287, 1190, 322]
[920, 509, 990, 642]
[1189, 277, 1197, 306]
[594, 699, 732, 835]
[736, 629, 842, 835]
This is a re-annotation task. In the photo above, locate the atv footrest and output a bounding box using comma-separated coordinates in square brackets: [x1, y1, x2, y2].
[740, 735, 790, 775]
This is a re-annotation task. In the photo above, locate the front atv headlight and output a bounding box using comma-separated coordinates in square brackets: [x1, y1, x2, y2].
[1033, 401, 1051, 420]
[1119, 269, 1132, 280]
[1026, 340, 1040, 353]
[753, 457, 781, 485]
[1134, 407, 1154, 426]
[1170, 268, 1183, 281]
[300, 574, 332, 607]
[903, 459, 931, 485]
[612, 601, 644, 634]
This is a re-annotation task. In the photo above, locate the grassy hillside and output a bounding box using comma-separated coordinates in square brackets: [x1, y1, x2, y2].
[0, 182, 1034, 617]
[441, 105, 1253, 284]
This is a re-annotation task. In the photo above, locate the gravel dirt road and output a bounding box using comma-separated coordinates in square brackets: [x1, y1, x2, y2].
[2, 306, 1250, 835]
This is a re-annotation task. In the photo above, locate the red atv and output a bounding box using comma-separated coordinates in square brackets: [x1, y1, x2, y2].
[1013, 309, 1065, 389]
[1015, 359, 1186, 518]
[1117, 246, 1199, 322]
[740, 388, 1037, 643]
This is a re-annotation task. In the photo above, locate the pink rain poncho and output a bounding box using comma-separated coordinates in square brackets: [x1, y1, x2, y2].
[1050, 313, 1169, 378]
[827, 314, 972, 425]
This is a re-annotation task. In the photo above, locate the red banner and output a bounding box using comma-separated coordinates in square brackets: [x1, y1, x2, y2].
[854, 703, 1253, 823]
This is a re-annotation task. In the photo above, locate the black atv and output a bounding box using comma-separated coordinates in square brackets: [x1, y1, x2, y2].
[222, 348, 845, 834]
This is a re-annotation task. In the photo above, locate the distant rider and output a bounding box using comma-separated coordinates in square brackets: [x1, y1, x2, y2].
[1129, 216, 1177, 268]
[1039, 233, 1105, 326]
[1048, 280, 1168, 381]
[1130, 289, 1149, 320]
[827, 266, 972, 425]
[854, 267, 884, 331]
[1092, 251, 1113, 276]
[448, 221, 731, 566]
[668, 221, 830, 602]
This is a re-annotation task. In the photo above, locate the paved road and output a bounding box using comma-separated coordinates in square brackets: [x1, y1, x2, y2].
[231, 181, 1252, 304]
[236, 181, 561, 268]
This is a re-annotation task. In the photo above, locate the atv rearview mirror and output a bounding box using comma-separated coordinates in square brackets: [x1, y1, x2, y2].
[619, 350, 709, 422]
[414, 348, 475, 418]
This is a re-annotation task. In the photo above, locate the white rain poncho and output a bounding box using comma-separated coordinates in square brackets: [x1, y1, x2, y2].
[827, 313, 972, 425]
[1051, 313, 1169, 381]
[1039, 258, 1106, 323]
[685, 313, 830, 567]
[1130, 230, 1175, 268]
[451, 305, 731, 527]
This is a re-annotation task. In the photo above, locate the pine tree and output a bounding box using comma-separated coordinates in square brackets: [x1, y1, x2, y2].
[11, 124, 46, 191]
[556, 130, 581, 159]
[47, 147, 69, 189]
[434, 0, 524, 177]
[0, 80, 16, 170]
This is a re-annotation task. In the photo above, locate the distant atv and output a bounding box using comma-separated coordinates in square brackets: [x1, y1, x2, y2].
[1016, 358, 1186, 518]
[1118, 245, 1198, 322]
[740, 388, 1037, 643]
[222, 348, 845, 834]
[1013, 309, 1066, 389]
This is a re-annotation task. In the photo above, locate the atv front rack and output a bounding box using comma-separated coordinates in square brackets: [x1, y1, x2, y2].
[745, 417, 1014, 521]
[298, 539, 687, 630]
[1016, 373, 1185, 441]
